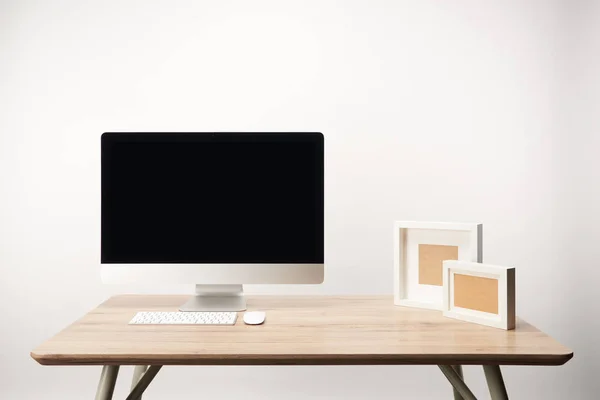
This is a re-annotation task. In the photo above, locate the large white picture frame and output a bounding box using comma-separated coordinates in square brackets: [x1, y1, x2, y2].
[393, 221, 482, 310]
[443, 260, 515, 330]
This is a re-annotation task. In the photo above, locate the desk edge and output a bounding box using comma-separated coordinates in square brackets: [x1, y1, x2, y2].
[31, 350, 573, 367]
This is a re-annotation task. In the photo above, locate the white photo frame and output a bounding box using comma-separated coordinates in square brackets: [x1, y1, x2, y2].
[443, 260, 515, 330]
[393, 221, 482, 310]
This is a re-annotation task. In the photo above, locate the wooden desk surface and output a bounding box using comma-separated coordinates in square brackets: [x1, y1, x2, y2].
[31, 295, 572, 366]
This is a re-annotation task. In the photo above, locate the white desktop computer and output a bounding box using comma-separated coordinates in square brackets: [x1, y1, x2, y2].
[101, 132, 324, 311]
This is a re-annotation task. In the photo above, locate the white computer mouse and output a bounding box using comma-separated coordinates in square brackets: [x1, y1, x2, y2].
[243, 311, 266, 325]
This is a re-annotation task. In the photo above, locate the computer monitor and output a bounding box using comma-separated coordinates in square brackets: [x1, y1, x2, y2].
[101, 132, 324, 311]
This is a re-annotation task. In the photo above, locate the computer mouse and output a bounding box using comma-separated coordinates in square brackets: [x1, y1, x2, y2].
[243, 311, 266, 325]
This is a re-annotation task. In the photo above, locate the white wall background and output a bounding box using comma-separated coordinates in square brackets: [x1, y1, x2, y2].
[1, 0, 597, 398]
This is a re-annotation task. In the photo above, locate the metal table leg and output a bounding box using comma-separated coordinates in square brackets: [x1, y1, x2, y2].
[483, 365, 509, 400]
[438, 365, 477, 400]
[451, 365, 464, 400]
[125, 365, 162, 400]
[131, 366, 148, 398]
[95, 365, 120, 400]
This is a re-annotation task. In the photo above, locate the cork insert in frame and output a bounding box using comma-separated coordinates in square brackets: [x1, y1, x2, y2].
[453, 274, 499, 314]
[418, 244, 459, 286]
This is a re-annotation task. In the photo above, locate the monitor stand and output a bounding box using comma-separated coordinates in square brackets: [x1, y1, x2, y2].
[179, 284, 247, 312]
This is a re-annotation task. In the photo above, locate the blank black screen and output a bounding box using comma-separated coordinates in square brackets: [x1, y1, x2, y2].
[101, 133, 324, 263]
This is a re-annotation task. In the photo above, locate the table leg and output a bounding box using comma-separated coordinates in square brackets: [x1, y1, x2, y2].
[125, 365, 162, 400]
[131, 366, 148, 398]
[95, 365, 120, 400]
[451, 365, 464, 400]
[483, 365, 509, 400]
[438, 365, 477, 400]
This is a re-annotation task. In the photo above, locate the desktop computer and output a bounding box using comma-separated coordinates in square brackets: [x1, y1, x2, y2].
[101, 132, 324, 311]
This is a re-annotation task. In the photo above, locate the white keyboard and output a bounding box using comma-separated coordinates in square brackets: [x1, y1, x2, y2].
[129, 311, 237, 325]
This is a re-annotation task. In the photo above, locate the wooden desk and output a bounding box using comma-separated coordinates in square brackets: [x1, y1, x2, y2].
[31, 295, 572, 400]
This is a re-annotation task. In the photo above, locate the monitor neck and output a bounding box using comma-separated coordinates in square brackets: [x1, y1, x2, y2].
[179, 284, 247, 312]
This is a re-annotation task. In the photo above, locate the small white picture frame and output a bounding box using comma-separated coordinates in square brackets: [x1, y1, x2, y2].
[393, 221, 482, 310]
[443, 260, 515, 330]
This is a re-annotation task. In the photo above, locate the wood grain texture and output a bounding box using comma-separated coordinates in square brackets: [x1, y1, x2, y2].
[30, 295, 572, 366]
[454, 274, 499, 314]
